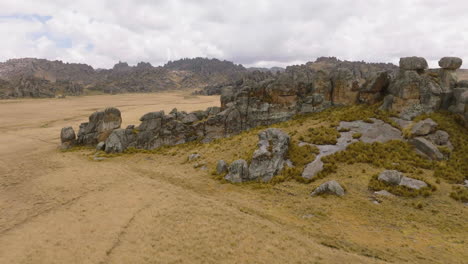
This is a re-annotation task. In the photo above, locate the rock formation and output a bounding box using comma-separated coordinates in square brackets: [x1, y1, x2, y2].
[248, 128, 290, 182]
[377, 170, 428, 190]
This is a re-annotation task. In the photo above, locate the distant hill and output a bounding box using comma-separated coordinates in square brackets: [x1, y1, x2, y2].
[0, 57, 249, 98]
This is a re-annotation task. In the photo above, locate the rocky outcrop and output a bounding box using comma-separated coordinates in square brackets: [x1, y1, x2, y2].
[383, 56, 464, 120]
[216, 160, 228, 175]
[311, 180, 345, 197]
[377, 170, 428, 190]
[248, 128, 290, 182]
[410, 137, 445, 160]
[77, 108, 122, 146]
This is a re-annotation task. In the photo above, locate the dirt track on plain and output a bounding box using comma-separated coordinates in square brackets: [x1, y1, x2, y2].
[0, 92, 383, 264]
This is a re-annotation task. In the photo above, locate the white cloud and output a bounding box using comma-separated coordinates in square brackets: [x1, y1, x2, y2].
[0, 0, 467, 68]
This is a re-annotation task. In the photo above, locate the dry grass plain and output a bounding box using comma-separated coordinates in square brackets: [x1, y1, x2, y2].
[0, 92, 466, 264]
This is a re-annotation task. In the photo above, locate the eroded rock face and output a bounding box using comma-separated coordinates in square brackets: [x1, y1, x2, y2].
[77, 107, 122, 145]
[225, 159, 249, 183]
[105, 128, 137, 153]
[248, 128, 290, 182]
[311, 180, 345, 197]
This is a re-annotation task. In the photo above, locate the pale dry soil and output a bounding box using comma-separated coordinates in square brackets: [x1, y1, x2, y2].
[0, 92, 466, 264]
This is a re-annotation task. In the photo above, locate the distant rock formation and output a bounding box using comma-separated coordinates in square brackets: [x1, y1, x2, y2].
[0, 57, 248, 98]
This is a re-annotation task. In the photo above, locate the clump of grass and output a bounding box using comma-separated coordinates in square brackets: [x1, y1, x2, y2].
[338, 127, 351, 132]
[368, 174, 435, 197]
[449, 186, 468, 202]
[352, 133, 362, 139]
[363, 118, 375, 124]
[60, 145, 94, 152]
[271, 142, 319, 184]
[299, 126, 340, 145]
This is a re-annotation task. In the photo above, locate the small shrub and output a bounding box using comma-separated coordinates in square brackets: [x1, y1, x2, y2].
[299, 126, 340, 145]
[338, 127, 351, 132]
[352, 133, 362, 139]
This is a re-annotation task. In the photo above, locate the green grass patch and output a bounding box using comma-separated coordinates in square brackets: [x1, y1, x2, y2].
[298, 126, 340, 145]
[272, 142, 319, 184]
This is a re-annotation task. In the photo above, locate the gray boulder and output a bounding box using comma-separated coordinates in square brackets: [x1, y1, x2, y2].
[61, 126, 76, 143]
[458, 80, 468, 88]
[438, 57, 463, 70]
[374, 190, 395, 197]
[410, 137, 445, 160]
[378, 170, 403, 185]
[216, 160, 228, 175]
[311, 180, 345, 197]
[60, 126, 76, 149]
[377, 170, 428, 190]
[426, 130, 450, 146]
[225, 159, 249, 183]
[77, 107, 122, 145]
[399, 177, 428, 190]
[248, 128, 290, 182]
[411, 118, 437, 136]
[105, 128, 137, 153]
[399, 57, 428, 71]
[181, 113, 199, 124]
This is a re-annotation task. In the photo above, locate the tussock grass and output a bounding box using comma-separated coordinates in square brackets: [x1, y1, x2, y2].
[298, 126, 340, 145]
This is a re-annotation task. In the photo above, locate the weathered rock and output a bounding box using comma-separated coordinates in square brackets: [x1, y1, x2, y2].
[105, 128, 137, 153]
[374, 190, 395, 197]
[77, 107, 122, 145]
[216, 160, 228, 175]
[338, 119, 403, 143]
[399, 177, 428, 190]
[377, 170, 428, 190]
[302, 158, 324, 180]
[410, 137, 445, 160]
[311, 180, 345, 197]
[61, 126, 76, 143]
[378, 170, 403, 185]
[439, 57, 463, 70]
[60, 126, 76, 149]
[411, 118, 438, 136]
[96, 142, 105, 151]
[248, 128, 290, 182]
[225, 159, 249, 183]
[188, 153, 201, 161]
[399, 57, 428, 71]
[426, 130, 450, 146]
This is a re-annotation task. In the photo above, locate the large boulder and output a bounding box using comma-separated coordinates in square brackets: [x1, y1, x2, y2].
[426, 130, 450, 146]
[439, 57, 463, 70]
[60, 126, 76, 149]
[378, 170, 403, 185]
[410, 137, 445, 160]
[311, 180, 345, 197]
[411, 118, 438, 136]
[105, 128, 137, 153]
[225, 159, 249, 183]
[77, 107, 122, 145]
[399, 57, 428, 71]
[248, 128, 290, 182]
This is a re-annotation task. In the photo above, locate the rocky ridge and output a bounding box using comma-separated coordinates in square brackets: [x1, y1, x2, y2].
[0, 57, 246, 98]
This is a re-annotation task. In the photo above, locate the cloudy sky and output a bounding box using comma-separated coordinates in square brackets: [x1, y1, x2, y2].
[0, 0, 467, 69]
